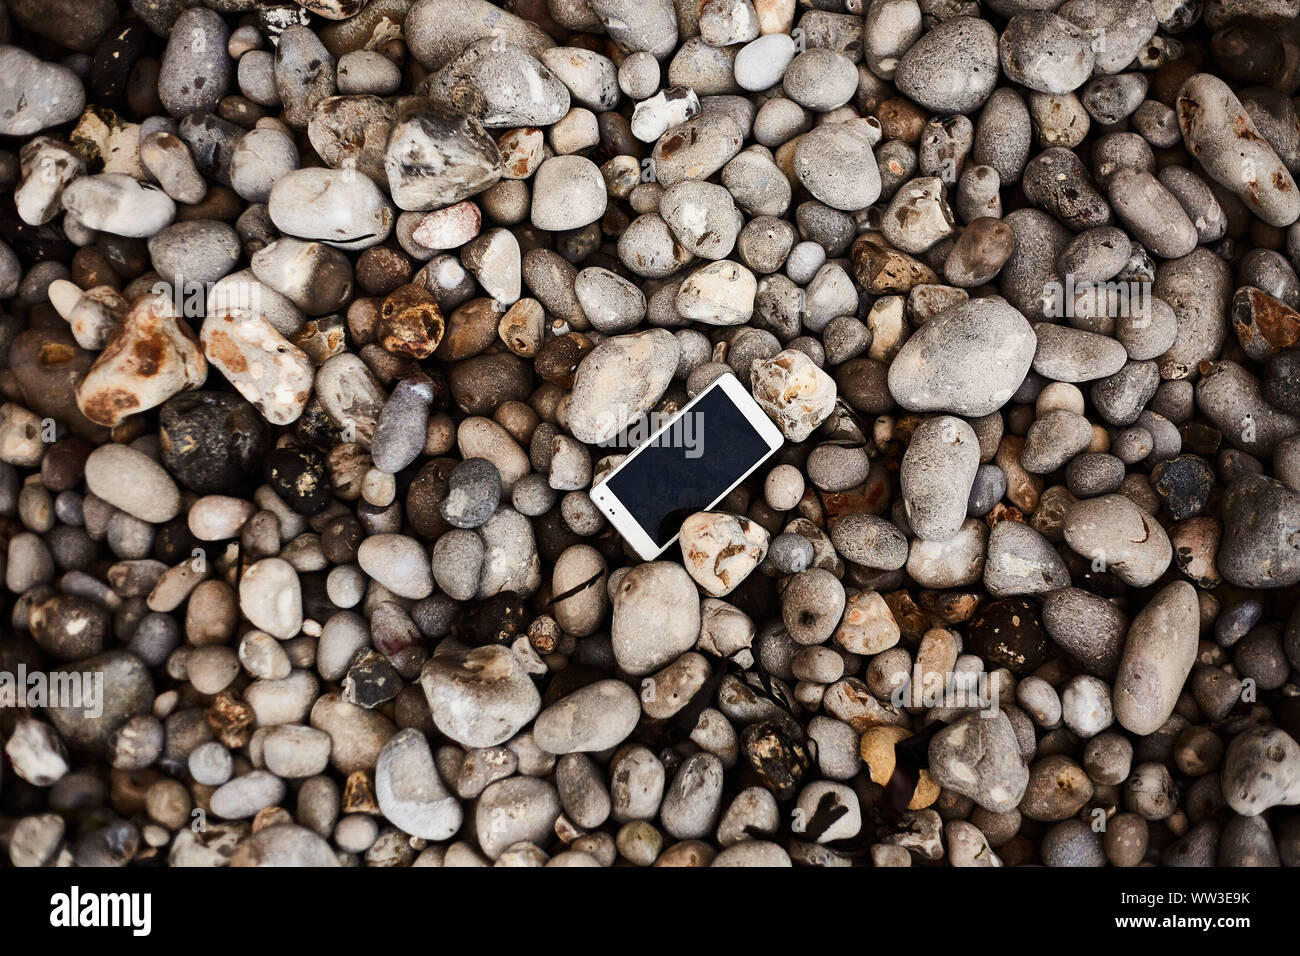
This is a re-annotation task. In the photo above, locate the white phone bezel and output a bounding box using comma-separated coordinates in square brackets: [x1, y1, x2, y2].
[588, 372, 785, 561]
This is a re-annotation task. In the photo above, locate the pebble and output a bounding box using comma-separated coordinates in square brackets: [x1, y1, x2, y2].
[1177, 73, 1300, 227]
[406, 0, 555, 70]
[793, 122, 882, 213]
[888, 298, 1036, 416]
[76, 297, 207, 427]
[230, 826, 339, 867]
[611, 562, 701, 676]
[734, 35, 794, 92]
[47, 651, 154, 751]
[385, 104, 502, 212]
[61, 173, 176, 239]
[1114, 581, 1198, 736]
[750, 350, 837, 442]
[534, 680, 640, 754]
[5, 719, 69, 786]
[679, 512, 768, 596]
[269, 168, 394, 252]
[677, 261, 757, 325]
[896, 17, 999, 115]
[1063, 493, 1172, 587]
[661, 753, 725, 840]
[375, 729, 463, 839]
[649, 112, 743, 190]
[420, 646, 541, 747]
[530, 156, 607, 231]
[211, 771, 287, 819]
[901, 416, 980, 541]
[337, 51, 402, 96]
[275, 26, 336, 128]
[239, 558, 303, 639]
[999, 13, 1094, 95]
[475, 776, 561, 860]
[357, 534, 434, 599]
[201, 310, 314, 426]
[1222, 726, 1300, 816]
[928, 712, 1029, 813]
[0, 47, 86, 136]
[15, 138, 85, 225]
[431, 40, 570, 129]
[565, 330, 678, 444]
[158, 8, 232, 117]
[83, 444, 181, 524]
[1218, 474, 1300, 588]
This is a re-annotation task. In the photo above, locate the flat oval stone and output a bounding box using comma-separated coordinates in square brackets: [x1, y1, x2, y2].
[268, 168, 394, 251]
[1113, 581, 1198, 735]
[530, 155, 608, 231]
[888, 298, 1036, 417]
[62, 173, 176, 238]
[533, 680, 641, 754]
[1063, 494, 1172, 588]
[611, 562, 702, 676]
[84, 444, 181, 524]
[357, 534, 435, 599]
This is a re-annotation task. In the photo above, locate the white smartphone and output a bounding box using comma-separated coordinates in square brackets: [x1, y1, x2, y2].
[589, 373, 785, 560]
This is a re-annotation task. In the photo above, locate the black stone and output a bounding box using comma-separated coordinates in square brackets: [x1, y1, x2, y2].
[740, 715, 811, 801]
[294, 399, 343, 449]
[320, 514, 363, 564]
[1177, 421, 1222, 457]
[1265, 347, 1300, 415]
[264, 444, 333, 515]
[0, 194, 75, 264]
[966, 598, 1049, 676]
[153, 515, 200, 565]
[343, 650, 402, 709]
[452, 591, 528, 646]
[89, 18, 150, 112]
[160, 391, 268, 494]
[256, 0, 312, 39]
[1151, 454, 1215, 519]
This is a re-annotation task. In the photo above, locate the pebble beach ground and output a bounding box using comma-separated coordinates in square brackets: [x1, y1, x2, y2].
[0, 0, 1299, 870]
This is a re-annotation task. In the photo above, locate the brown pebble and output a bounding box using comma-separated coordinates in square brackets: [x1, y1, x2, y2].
[40, 437, 94, 492]
[70, 247, 120, 290]
[535, 332, 594, 388]
[356, 246, 413, 296]
[435, 297, 502, 360]
[377, 283, 445, 359]
[851, 232, 939, 294]
[342, 769, 379, 814]
[877, 96, 929, 143]
[207, 690, 256, 749]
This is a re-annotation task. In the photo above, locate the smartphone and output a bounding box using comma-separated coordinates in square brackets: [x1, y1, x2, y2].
[589, 373, 785, 560]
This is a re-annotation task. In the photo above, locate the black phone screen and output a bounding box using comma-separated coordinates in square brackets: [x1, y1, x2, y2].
[603, 385, 775, 549]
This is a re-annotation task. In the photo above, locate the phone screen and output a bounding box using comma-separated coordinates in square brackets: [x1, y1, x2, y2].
[602, 384, 776, 550]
